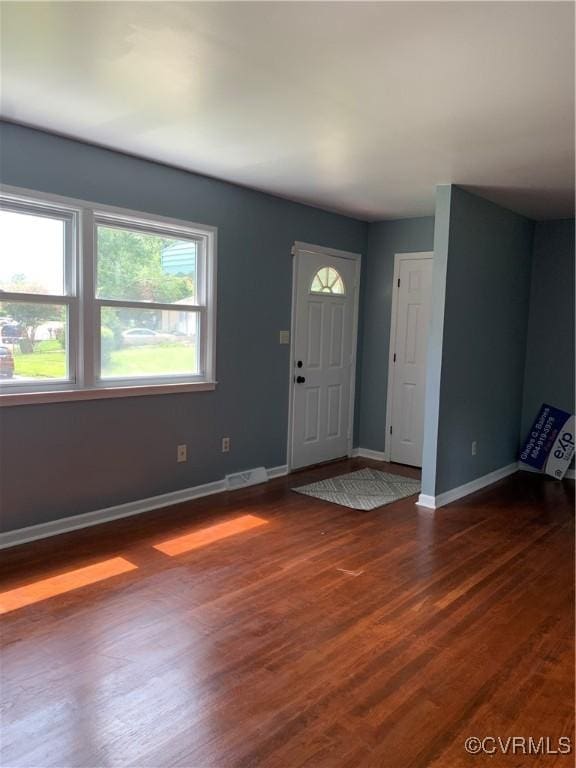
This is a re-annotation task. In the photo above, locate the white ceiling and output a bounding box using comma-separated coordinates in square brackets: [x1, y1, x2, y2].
[1, 2, 574, 221]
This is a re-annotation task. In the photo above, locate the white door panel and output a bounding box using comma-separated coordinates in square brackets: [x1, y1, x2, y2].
[291, 249, 359, 470]
[390, 256, 433, 467]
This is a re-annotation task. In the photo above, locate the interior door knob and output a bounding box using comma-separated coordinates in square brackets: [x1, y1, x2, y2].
[296, 375, 306, 383]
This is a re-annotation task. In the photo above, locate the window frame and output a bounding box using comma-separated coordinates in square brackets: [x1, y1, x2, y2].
[93, 212, 208, 386]
[0, 185, 217, 406]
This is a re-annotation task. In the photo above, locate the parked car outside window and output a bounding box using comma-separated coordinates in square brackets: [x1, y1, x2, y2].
[0, 345, 15, 378]
[121, 328, 176, 346]
[1, 323, 22, 344]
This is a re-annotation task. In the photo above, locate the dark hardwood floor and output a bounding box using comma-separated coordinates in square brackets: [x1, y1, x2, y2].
[1, 459, 574, 767]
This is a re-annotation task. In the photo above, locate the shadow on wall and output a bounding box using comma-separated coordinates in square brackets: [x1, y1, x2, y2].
[521, 217, 575, 442]
[461, 184, 575, 222]
[357, 216, 435, 454]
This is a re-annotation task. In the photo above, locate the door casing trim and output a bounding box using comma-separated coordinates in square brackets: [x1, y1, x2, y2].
[384, 251, 434, 464]
[287, 242, 362, 471]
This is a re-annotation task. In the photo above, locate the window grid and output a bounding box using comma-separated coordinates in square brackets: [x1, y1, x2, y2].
[0, 191, 217, 396]
[0, 200, 78, 390]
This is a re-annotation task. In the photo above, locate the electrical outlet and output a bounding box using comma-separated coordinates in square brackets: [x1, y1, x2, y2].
[471, 441, 477, 456]
[177, 444, 187, 463]
[222, 436, 231, 453]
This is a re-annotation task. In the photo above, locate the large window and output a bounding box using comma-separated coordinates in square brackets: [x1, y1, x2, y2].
[0, 189, 216, 403]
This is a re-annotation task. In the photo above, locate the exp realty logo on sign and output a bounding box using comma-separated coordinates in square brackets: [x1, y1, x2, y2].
[520, 403, 575, 479]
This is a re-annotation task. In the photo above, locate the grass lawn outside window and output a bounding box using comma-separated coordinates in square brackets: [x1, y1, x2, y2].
[8, 340, 197, 381]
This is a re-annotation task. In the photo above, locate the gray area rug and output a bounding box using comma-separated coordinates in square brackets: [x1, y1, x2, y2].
[293, 468, 421, 511]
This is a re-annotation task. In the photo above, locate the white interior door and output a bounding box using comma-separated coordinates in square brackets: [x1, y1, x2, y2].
[290, 246, 359, 470]
[389, 254, 433, 467]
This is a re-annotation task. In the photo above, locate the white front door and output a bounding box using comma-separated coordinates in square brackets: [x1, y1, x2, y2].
[290, 245, 360, 470]
[389, 254, 433, 467]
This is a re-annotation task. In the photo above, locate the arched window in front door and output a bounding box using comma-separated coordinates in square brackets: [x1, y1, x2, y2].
[310, 266, 345, 295]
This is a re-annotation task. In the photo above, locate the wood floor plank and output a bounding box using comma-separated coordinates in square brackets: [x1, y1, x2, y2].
[0, 459, 573, 767]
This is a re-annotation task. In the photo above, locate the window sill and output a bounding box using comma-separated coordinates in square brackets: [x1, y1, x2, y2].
[0, 381, 217, 407]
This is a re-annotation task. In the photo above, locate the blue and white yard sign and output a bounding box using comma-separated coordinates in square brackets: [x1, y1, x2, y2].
[520, 404, 575, 479]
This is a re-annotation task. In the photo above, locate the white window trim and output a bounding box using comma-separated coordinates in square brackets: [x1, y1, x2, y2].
[0, 184, 218, 406]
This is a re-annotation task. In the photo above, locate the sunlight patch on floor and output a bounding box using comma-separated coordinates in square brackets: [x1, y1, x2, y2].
[0, 557, 138, 614]
[154, 514, 269, 556]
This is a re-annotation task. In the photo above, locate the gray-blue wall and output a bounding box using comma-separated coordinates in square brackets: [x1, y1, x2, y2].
[0, 122, 368, 532]
[2, 125, 569, 532]
[423, 185, 534, 496]
[521, 219, 575, 437]
[357, 216, 435, 451]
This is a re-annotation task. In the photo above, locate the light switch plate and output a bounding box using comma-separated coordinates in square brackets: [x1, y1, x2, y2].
[279, 330, 290, 345]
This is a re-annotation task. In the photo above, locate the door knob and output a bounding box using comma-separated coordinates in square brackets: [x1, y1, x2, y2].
[296, 375, 306, 384]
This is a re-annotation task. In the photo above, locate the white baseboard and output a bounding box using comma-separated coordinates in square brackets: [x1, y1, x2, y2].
[0, 463, 289, 551]
[415, 494, 436, 510]
[354, 447, 388, 461]
[416, 462, 519, 511]
[267, 464, 289, 479]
